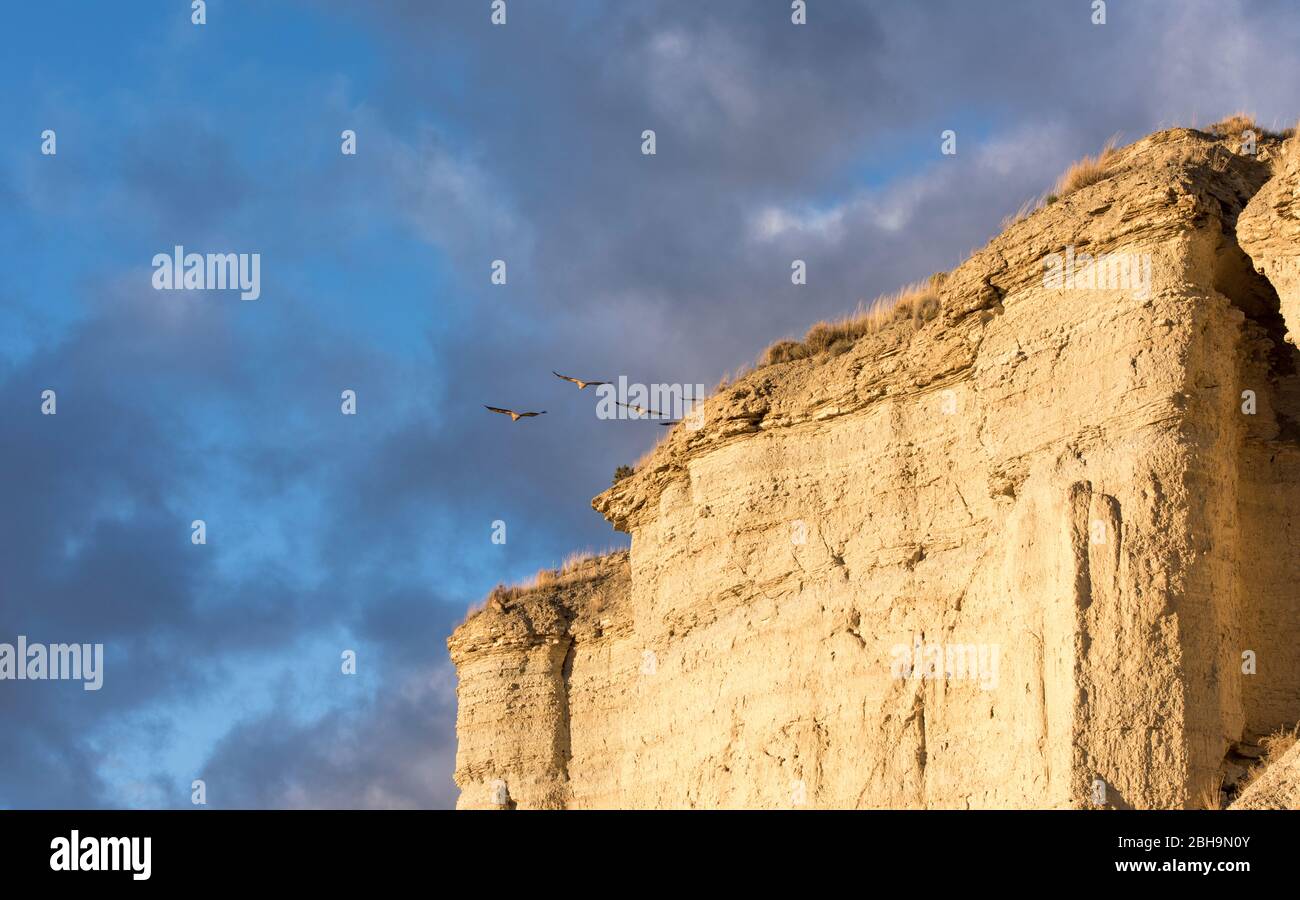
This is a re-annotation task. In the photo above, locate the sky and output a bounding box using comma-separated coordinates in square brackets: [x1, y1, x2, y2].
[2, 0, 1300, 809]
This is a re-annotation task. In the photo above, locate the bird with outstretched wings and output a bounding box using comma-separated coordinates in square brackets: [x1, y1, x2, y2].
[485, 405, 547, 422]
[553, 371, 611, 390]
[616, 400, 668, 418]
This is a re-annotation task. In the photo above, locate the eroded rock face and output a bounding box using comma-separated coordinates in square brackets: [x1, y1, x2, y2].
[448, 552, 632, 809]
[1239, 143, 1300, 345]
[449, 129, 1300, 809]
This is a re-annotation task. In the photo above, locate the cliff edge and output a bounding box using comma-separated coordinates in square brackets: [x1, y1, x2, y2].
[449, 126, 1300, 809]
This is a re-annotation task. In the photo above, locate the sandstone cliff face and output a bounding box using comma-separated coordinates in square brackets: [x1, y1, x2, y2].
[1239, 143, 1300, 347]
[449, 129, 1300, 809]
[448, 552, 633, 809]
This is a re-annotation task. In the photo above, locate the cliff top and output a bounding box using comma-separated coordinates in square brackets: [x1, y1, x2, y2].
[593, 125, 1290, 532]
[448, 549, 631, 659]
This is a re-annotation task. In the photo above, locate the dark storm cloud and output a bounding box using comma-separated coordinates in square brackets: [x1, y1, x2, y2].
[353, 0, 1300, 377]
[198, 661, 459, 809]
[0, 208, 561, 810]
[0, 271, 469, 806]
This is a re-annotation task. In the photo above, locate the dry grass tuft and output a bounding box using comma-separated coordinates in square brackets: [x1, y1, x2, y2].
[760, 339, 808, 366]
[1054, 134, 1121, 198]
[631, 422, 676, 471]
[1207, 112, 1260, 139]
[558, 548, 603, 574]
[1288, 119, 1300, 160]
[1261, 725, 1298, 759]
[1197, 779, 1224, 810]
[476, 546, 620, 612]
[757, 275, 944, 369]
[1001, 195, 1044, 229]
[1233, 724, 1298, 799]
[1008, 134, 1133, 226]
[1207, 111, 1286, 143]
[713, 364, 753, 393]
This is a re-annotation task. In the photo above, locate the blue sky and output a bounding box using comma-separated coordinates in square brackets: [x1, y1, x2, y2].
[4, 0, 1300, 808]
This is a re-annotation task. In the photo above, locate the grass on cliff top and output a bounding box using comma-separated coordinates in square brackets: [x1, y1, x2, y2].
[1205, 111, 1288, 143]
[750, 122, 1273, 378]
[752, 133, 1123, 374]
[1009, 117, 1294, 230]
[755, 275, 944, 370]
[1000, 134, 1121, 229]
[1286, 118, 1300, 159]
[1054, 133, 1121, 199]
[475, 548, 623, 612]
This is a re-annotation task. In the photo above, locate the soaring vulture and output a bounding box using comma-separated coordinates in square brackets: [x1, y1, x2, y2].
[552, 371, 611, 390]
[485, 405, 547, 422]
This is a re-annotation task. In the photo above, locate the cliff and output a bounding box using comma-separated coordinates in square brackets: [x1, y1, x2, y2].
[448, 127, 1300, 809]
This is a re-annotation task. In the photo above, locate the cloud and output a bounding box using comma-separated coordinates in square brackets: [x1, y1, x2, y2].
[199, 663, 459, 810]
[750, 121, 1074, 247]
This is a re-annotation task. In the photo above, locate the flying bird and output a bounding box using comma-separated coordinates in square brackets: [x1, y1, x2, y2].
[616, 400, 668, 418]
[553, 371, 610, 390]
[485, 405, 547, 422]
